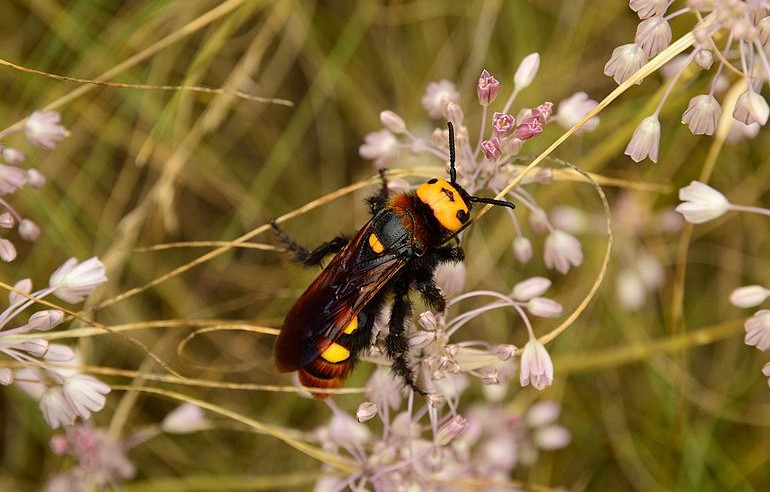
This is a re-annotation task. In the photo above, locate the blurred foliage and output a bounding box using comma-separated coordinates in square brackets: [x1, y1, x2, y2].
[0, 0, 769, 490]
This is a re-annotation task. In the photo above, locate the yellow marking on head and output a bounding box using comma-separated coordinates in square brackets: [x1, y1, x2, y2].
[416, 178, 469, 232]
[320, 342, 350, 363]
[368, 233, 385, 254]
[343, 317, 358, 334]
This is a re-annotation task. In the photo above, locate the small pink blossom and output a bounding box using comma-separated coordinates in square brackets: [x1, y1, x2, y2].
[745, 310, 770, 351]
[556, 92, 599, 134]
[379, 110, 406, 134]
[512, 277, 551, 301]
[635, 15, 672, 57]
[2, 147, 25, 165]
[630, 0, 668, 19]
[18, 219, 40, 242]
[421, 80, 461, 119]
[62, 374, 111, 419]
[526, 297, 564, 318]
[359, 129, 399, 168]
[675, 180, 730, 224]
[520, 338, 554, 390]
[604, 43, 647, 85]
[514, 53, 540, 89]
[0, 164, 27, 195]
[0, 238, 16, 262]
[544, 229, 583, 274]
[162, 403, 209, 433]
[480, 137, 502, 161]
[356, 401, 378, 423]
[682, 94, 722, 135]
[40, 387, 78, 429]
[730, 285, 770, 308]
[513, 121, 543, 140]
[625, 115, 661, 163]
[733, 90, 769, 126]
[477, 69, 500, 106]
[49, 256, 108, 303]
[25, 110, 69, 149]
[491, 112, 516, 137]
[513, 236, 533, 263]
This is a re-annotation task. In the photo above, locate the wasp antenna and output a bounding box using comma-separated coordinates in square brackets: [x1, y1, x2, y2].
[468, 195, 516, 210]
[447, 122, 457, 185]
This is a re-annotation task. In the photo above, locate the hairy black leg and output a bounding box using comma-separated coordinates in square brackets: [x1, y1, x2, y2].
[270, 220, 348, 267]
[416, 278, 446, 312]
[366, 169, 390, 215]
[385, 279, 422, 394]
[433, 245, 464, 264]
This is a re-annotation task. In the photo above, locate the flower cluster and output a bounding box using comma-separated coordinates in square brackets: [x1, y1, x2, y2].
[2, 257, 109, 429]
[314, 389, 570, 491]
[43, 403, 208, 491]
[608, 1, 770, 163]
[359, 55, 596, 276]
[0, 110, 69, 261]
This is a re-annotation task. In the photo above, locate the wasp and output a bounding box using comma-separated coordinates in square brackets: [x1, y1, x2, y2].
[272, 123, 515, 397]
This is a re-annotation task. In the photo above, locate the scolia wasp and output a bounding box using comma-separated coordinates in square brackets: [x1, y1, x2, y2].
[272, 122, 515, 397]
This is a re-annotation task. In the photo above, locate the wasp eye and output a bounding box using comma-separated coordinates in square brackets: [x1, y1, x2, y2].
[427, 178, 438, 184]
[456, 209, 469, 223]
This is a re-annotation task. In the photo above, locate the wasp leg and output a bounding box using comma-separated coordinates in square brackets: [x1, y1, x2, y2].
[270, 220, 348, 267]
[416, 277, 447, 312]
[366, 169, 390, 215]
[433, 245, 465, 264]
[385, 279, 423, 394]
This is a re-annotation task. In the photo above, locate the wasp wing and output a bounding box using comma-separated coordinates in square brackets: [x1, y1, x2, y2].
[274, 211, 412, 372]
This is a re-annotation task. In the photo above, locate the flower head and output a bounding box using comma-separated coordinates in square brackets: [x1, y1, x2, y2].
[62, 374, 111, 419]
[745, 310, 770, 351]
[625, 115, 661, 163]
[514, 53, 540, 89]
[477, 69, 500, 106]
[635, 16, 672, 57]
[25, 110, 69, 149]
[544, 229, 583, 274]
[675, 180, 730, 224]
[556, 92, 599, 134]
[733, 90, 769, 126]
[520, 338, 554, 390]
[682, 94, 722, 135]
[604, 43, 647, 85]
[421, 80, 461, 119]
[49, 257, 108, 303]
[359, 129, 399, 168]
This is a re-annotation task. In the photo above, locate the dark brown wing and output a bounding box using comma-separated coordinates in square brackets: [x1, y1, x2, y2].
[274, 211, 413, 372]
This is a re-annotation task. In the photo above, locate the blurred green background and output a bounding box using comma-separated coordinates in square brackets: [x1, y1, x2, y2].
[1, 1, 769, 490]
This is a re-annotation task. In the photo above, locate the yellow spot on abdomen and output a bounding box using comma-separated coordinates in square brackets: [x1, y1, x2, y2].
[321, 342, 350, 363]
[368, 233, 385, 253]
[343, 317, 358, 334]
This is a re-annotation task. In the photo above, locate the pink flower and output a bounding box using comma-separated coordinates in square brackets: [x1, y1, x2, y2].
[162, 403, 209, 433]
[0, 238, 16, 262]
[40, 387, 78, 429]
[675, 180, 730, 224]
[492, 112, 516, 137]
[629, 0, 668, 19]
[514, 53, 540, 89]
[526, 297, 563, 318]
[62, 374, 111, 419]
[635, 16, 672, 57]
[513, 236, 533, 263]
[556, 92, 599, 134]
[477, 69, 500, 106]
[49, 257, 108, 303]
[733, 90, 769, 126]
[513, 121, 543, 140]
[745, 310, 770, 351]
[0, 164, 27, 195]
[544, 229, 583, 274]
[520, 338, 554, 390]
[682, 94, 722, 135]
[604, 43, 647, 84]
[25, 110, 69, 149]
[480, 137, 502, 161]
[730, 285, 770, 308]
[359, 129, 399, 168]
[512, 277, 551, 301]
[625, 115, 661, 163]
[421, 80, 461, 119]
[379, 110, 406, 134]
